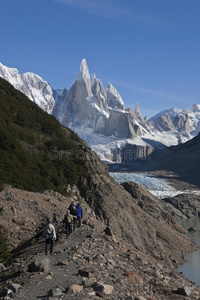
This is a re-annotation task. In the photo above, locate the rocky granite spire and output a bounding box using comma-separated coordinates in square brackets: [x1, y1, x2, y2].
[106, 83, 125, 110]
[75, 58, 92, 97]
[134, 103, 144, 122]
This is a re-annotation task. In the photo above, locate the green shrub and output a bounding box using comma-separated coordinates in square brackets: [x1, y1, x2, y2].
[0, 225, 11, 265]
[0, 78, 88, 195]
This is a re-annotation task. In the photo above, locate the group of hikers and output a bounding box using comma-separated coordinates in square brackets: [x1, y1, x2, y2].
[43, 201, 83, 255]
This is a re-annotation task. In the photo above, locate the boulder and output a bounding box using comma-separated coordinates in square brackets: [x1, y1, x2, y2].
[68, 284, 83, 294]
[173, 286, 192, 296]
[78, 268, 94, 278]
[7, 283, 22, 294]
[91, 282, 114, 295]
[28, 257, 50, 273]
[48, 287, 63, 297]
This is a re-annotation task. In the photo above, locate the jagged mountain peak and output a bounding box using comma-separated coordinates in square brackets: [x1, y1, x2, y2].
[74, 58, 92, 97]
[107, 82, 124, 103]
[134, 103, 144, 121]
[76, 58, 90, 82]
[91, 73, 107, 98]
[91, 73, 100, 87]
[106, 82, 125, 110]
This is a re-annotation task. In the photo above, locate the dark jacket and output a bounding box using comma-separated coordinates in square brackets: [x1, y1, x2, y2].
[68, 203, 77, 216]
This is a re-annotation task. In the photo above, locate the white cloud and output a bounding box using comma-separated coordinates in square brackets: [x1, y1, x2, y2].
[52, 0, 153, 27]
[53, 0, 129, 18]
[113, 80, 184, 101]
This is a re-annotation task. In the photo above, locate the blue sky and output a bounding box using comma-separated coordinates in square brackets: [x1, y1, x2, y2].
[1, 0, 200, 118]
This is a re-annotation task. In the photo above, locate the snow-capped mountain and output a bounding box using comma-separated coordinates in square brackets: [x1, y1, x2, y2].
[53, 59, 137, 140]
[52, 59, 200, 162]
[0, 62, 55, 113]
[149, 106, 200, 137]
[1, 59, 200, 164]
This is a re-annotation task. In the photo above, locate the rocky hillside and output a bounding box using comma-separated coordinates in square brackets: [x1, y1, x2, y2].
[1, 186, 200, 299]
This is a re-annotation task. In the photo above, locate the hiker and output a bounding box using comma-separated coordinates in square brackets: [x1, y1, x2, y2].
[53, 213, 60, 224]
[68, 201, 77, 231]
[76, 203, 83, 227]
[63, 210, 73, 237]
[43, 218, 56, 255]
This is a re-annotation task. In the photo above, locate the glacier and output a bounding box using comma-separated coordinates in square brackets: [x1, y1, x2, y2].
[110, 172, 200, 199]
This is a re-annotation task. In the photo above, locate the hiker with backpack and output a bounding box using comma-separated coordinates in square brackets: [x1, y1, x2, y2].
[63, 210, 73, 237]
[68, 201, 77, 231]
[53, 213, 60, 225]
[76, 203, 83, 227]
[43, 218, 56, 255]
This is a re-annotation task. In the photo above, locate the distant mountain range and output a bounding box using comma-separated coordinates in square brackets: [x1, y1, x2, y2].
[1, 60, 200, 164]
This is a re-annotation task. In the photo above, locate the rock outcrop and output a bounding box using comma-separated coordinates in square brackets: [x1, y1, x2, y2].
[162, 193, 200, 218]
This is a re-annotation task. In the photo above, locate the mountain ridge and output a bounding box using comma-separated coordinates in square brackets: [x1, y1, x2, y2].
[1, 60, 200, 164]
[137, 131, 200, 187]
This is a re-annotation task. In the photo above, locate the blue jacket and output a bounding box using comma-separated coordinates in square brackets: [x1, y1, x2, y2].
[76, 205, 83, 218]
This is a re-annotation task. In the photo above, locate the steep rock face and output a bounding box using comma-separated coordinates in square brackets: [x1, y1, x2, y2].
[156, 113, 175, 131]
[135, 103, 144, 122]
[121, 142, 154, 163]
[0, 62, 55, 113]
[106, 83, 125, 110]
[121, 182, 186, 234]
[77, 147, 196, 267]
[91, 75, 109, 111]
[56, 59, 93, 126]
[96, 109, 136, 139]
[172, 113, 192, 134]
[162, 193, 200, 218]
